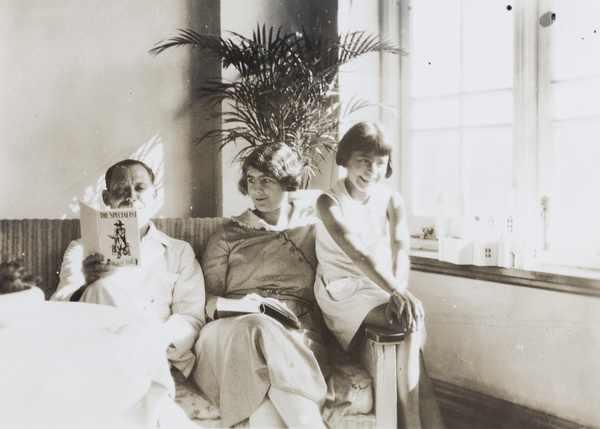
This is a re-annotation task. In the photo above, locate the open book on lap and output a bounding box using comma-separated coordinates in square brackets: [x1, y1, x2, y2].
[79, 201, 141, 266]
[214, 295, 301, 329]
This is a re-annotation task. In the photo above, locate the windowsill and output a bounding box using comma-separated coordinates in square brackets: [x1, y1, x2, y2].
[409, 248, 600, 298]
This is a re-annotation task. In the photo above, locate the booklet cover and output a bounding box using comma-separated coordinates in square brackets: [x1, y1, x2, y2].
[214, 296, 301, 329]
[79, 201, 141, 266]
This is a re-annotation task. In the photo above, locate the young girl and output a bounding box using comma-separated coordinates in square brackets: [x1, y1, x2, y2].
[314, 121, 444, 428]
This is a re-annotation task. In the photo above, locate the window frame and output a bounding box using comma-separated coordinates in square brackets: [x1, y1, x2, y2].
[410, 251, 600, 298]
[399, 0, 528, 237]
[393, 0, 600, 285]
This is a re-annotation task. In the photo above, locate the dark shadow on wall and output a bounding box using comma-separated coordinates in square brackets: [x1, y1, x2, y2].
[177, 0, 223, 218]
[309, 0, 340, 192]
[310, 0, 338, 40]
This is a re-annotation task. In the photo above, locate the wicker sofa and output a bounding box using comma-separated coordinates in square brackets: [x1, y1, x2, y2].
[0, 218, 404, 428]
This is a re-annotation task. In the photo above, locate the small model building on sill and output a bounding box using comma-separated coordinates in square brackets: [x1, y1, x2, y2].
[437, 214, 522, 268]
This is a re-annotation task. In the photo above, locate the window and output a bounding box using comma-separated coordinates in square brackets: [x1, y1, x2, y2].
[399, 0, 600, 271]
[537, 0, 600, 269]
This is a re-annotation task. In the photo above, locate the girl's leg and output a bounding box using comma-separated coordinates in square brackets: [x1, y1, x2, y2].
[397, 329, 422, 429]
[249, 396, 287, 428]
[365, 304, 421, 429]
[267, 387, 326, 429]
[418, 353, 446, 429]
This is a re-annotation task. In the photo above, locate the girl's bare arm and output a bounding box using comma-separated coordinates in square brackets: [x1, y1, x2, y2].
[317, 192, 424, 331]
[316, 193, 401, 295]
[387, 192, 411, 286]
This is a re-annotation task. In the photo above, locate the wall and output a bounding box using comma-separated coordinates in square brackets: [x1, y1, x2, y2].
[0, 0, 222, 219]
[411, 270, 600, 427]
[0, 0, 369, 220]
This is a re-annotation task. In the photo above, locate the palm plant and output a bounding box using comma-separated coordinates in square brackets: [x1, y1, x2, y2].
[150, 25, 402, 188]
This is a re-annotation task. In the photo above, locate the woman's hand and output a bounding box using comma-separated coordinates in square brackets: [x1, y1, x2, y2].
[205, 298, 218, 321]
[82, 254, 116, 286]
[385, 288, 425, 332]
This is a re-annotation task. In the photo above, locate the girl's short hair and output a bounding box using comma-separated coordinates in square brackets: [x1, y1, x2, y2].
[238, 143, 303, 195]
[335, 121, 394, 178]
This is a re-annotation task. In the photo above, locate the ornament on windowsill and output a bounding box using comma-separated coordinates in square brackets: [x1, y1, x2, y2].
[437, 214, 520, 268]
[410, 226, 436, 240]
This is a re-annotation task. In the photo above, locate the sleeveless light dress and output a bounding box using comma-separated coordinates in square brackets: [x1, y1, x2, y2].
[314, 179, 395, 350]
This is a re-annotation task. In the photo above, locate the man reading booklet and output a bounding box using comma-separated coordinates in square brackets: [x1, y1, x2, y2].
[51, 159, 206, 384]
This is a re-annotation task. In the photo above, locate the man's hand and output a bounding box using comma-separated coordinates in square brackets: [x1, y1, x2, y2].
[82, 254, 116, 286]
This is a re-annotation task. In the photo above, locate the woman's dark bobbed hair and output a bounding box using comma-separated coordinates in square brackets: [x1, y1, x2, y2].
[238, 143, 303, 195]
[335, 121, 394, 178]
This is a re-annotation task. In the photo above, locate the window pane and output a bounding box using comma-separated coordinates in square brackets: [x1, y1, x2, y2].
[412, 91, 512, 130]
[462, 127, 513, 216]
[539, 0, 600, 269]
[407, 0, 513, 230]
[552, 77, 600, 120]
[551, 0, 600, 81]
[547, 120, 600, 268]
[411, 0, 461, 97]
[462, 91, 512, 127]
[412, 97, 461, 130]
[462, 0, 514, 92]
[411, 130, 460, 216]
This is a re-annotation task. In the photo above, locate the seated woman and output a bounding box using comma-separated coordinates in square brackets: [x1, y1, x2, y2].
[192, 143, 328, 428]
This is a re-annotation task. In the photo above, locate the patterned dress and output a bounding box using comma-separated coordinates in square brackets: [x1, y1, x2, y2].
[314, 179, 395, 350]
[192, 201, 328, 427]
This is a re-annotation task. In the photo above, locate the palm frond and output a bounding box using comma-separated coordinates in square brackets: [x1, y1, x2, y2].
[151, 24, 403, 187]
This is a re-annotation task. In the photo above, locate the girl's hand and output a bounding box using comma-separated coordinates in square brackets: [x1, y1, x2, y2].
[387, 289, 425, 332]
[384, 297, 403, 328]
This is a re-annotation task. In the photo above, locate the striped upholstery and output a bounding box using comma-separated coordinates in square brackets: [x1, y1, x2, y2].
[1, 219, 80, 299]
[0, 218, 227, 299]
[151, 218, 228, 260]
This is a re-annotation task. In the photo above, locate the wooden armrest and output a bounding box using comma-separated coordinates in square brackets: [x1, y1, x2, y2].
[358, 324, 404, 429]
[364, 324, 405, 344]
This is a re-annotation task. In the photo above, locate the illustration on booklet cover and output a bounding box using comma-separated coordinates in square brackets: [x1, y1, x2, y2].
[79, 201, 141, 266]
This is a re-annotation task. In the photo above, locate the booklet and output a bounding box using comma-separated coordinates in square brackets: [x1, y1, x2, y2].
[79, 201, 141, 266]
[214, 295, 301, 329]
